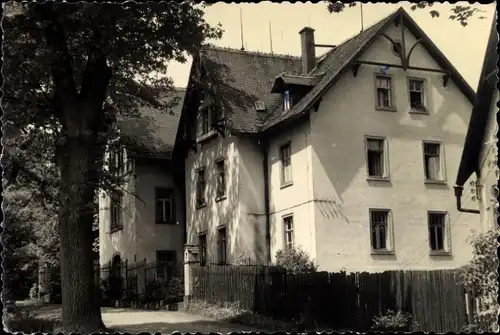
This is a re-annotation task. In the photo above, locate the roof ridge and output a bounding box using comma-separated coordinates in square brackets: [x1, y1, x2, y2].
[202, 45, 301, 60]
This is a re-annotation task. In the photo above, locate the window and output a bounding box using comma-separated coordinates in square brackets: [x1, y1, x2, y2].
[280, 143, 292, 185]
[109, 147, 125, 176]
[110, 194, 123, 232]
[423, 142, 445, 182]
[283, 90, 292, 111]
[369, 209, 392, 252]
[216, 227, 227, 265]
[365, 137, 388, 179]
[156, 250, 176, 281]
[155, 188, 175, 224]
[408, 78, 426, 111]
[283, 215, 294, 249]
[199, 108, 210, 136]
[196, 168, 206, 207]
[198, 233, 207, 266]
[428, 212, 448, 253]
[215, 159, 226, 199]
[375, 75, 393, 109]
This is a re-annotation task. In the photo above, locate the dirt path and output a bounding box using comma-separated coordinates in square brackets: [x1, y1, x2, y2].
[18, 304, 268, 333]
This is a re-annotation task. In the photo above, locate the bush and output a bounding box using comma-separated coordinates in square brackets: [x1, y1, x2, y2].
[457, 227, 499, 332]
[275, 246, 317, 275]
[372, 310, 419, 332]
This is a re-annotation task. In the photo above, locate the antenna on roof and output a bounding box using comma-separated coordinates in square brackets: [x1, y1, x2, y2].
[240, 8, 245, 51]
[360, 3, 364, 32]
[269, 21, 274, 54]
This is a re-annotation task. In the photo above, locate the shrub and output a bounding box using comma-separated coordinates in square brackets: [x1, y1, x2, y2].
[457, 227, 499, 332]
[372, 310, 419, 332]
[275, 246, 317, 275]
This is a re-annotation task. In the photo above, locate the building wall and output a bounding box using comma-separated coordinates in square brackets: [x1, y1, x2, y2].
[267, 120, 316, 263]
[185, 135, 241, 264]
[309, 22, 475, 272]
[99, 154, 185, 269]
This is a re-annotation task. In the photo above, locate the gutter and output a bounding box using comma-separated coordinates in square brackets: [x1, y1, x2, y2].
[453, 185, 480, 215]
[259, 137, 271, 263]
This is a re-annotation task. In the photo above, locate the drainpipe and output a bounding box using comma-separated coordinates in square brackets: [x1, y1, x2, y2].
[259, 138, 271, 263]
[453, 185, 480, 214]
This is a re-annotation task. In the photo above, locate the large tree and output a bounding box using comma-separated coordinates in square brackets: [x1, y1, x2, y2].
[2, 2, 222, 332]
[326, 1, 488, 26]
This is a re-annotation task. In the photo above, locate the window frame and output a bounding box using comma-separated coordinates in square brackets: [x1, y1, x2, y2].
[216, 226, 228, 265]
[215, 157, 227, 201]
[369, 208, 395, 255]
[195, 167, 207, 208]
[364, 136, 390, 181]
[374, 74, 396, 111]
[110, 194, 123, 233]
[198, 232, 208, 266]
[407, 77, 428, 114]
[280, 141, 293, 188]
[283, 214, 294, 250]
[155, 187, 176, 224]
[422, 140, 447, 184]
[283, 89, 292, 112]
[427, 210, 452, 255]
[156, 250, 177, 281]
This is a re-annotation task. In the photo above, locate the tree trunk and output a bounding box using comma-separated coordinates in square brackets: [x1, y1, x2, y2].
[57, 122, 105, 333]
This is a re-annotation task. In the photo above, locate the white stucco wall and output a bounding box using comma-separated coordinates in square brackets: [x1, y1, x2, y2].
[308, 22, 475, 272]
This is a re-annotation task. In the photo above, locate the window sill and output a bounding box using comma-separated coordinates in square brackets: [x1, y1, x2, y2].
[196, 203, 207, 210]
[424, 180, 447, 185]
[371, 250, 395, 256]
[376, 106, 397, 112]
[215, 195, 227, 202]
[367, 176, 391, 182]
[109, 226, 123, 234]
[155, 221, 178, 225]
[429, 250, 452, 256]
[280, 181, 293, 189]
[196, 130, 218, 144]
[409, 108, 429, 115]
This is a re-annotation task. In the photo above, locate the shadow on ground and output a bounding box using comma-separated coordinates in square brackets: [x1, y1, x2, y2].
[110, 321, 270, 333]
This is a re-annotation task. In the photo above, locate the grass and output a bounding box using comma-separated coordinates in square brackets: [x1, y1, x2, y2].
[183, 299, 336, 332]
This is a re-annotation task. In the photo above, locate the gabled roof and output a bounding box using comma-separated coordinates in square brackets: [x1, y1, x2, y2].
[118, 88, 185, 159]
[197, 47, 302, 133]
[456, 15, 498, 186]
[271, 73, 320, 93]
[261, 7, 477, 132]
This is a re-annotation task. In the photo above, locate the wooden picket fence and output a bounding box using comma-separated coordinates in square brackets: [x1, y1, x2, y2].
[191, 265, 468, 332]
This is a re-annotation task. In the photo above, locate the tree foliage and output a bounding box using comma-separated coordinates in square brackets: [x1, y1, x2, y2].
[326, 1, 488, 26]
[2, 2, 221, 332]
[275, 247, 317, 275]
[457, 227, 499, 332]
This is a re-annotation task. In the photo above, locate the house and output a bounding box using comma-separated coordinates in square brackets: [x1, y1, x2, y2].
[179, 6, 480, 273]
[454, 16, 498, 231]
[98, 88, 186, 280]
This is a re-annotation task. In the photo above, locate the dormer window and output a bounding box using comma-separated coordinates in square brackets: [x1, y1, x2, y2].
[254, 100, 266, 112]
[283, 90, 291, 111]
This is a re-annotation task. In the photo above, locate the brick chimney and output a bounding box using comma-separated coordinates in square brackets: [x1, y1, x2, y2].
[299, 27, 316, 74]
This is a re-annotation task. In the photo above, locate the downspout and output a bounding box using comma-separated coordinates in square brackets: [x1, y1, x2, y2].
[259, 137, 271, 263]
[453, 185, 480, 214]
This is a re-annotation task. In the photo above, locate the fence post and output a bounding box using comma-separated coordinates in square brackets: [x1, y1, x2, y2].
[184, 245, 199, 304]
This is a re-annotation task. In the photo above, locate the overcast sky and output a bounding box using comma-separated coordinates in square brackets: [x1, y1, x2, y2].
[166, 2, 496, 90]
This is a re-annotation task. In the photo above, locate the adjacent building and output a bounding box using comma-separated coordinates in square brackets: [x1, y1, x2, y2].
[179, 7, 479, 272]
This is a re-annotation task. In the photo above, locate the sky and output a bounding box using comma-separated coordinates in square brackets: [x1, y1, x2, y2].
[166, 2, 496, 91]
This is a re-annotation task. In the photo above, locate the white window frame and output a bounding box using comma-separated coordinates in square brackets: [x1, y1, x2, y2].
[283, 214, 294, 249]
[283, 90, 292, 112]
[374, 74, 395, 111]
[280, 142, 293, 187]
[369, 208, 394, 255]
[155, 188, 175, 224]
[365, 136, 390, 181]
[427, 211, 452, 255]
[422, 140, 446, 183]
[407, 77, 428, 113]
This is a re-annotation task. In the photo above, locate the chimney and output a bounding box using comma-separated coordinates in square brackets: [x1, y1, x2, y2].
[299, 27, 316, 74]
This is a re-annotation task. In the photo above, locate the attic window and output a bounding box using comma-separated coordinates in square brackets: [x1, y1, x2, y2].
[254, 100, 266, 112]
[283, 90, 292, 112]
